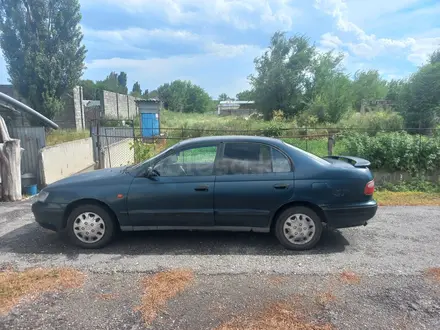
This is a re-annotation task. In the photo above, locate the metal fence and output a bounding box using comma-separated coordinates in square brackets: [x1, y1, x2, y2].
[9, 126, 46, 178]
[90, 125, 440, 177]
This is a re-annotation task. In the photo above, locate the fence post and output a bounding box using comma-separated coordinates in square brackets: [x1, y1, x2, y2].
[305, 127, 308, 151]
[328, 134, 335, 156]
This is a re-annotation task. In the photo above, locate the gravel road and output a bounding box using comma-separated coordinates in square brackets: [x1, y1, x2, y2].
[1, 200, 440, 330]
[0, 200, 439, 275]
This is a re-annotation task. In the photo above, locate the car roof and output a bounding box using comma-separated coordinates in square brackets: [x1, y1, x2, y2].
[174, 135, 282, 148]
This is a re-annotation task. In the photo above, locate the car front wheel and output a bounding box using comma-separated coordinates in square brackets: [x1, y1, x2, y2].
[66, 204, 116, 249]
[275, 206, 323, 251]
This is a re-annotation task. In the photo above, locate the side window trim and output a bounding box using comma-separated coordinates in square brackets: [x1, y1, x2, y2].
[271, 145, 294, 172]
[214, 142, 294, 176]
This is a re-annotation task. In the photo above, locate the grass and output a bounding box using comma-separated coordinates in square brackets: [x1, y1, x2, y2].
[135, 269, 194, 325]
[46, 129, 89, 146]
[0, 267, 85, 315]
[374, 191, 440, 206]
[216, 301, 334, 330]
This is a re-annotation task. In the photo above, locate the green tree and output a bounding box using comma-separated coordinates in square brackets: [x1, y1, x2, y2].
[148, 89, 158, 99]
[142, 89, 149, 98]
[80, 79, 99, 99]
[169, 80, 189, 112]
[302, 51, 353, 123]
[0, 0, 86, 122]
[184, 83, 211, 113]
[131, 81, 142, 97]
[118, 72, 128, 93]
[430, 50, 440, 64]
[352, 70, 388, 111]
[403, 60, 440, 130]
[156, 80, 212, 113]
[218, 93, 231, 101]
[236, 90, 255, 101]
[250, 32, 315, 118]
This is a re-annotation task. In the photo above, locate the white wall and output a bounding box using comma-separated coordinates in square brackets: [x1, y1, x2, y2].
[39, 138, 95, 185]
[102, 138, 134, 168]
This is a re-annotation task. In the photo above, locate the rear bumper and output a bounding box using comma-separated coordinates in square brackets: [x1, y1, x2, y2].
[32, 201, 66, 232]
[321, 200, 378, 229]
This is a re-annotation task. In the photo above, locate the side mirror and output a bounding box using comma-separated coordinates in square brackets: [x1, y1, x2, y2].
[145, 167, 157, 178]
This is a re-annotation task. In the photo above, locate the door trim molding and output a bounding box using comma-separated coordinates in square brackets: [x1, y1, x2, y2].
[120, 225, 270, 233]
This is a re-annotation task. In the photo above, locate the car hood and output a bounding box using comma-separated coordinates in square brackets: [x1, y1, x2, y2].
[46, 166, 130, 188]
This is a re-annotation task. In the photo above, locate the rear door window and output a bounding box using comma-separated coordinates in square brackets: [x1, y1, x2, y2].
[217, 142, 291, 175]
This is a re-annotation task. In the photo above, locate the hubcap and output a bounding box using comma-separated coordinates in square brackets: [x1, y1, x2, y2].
[283, 213, 316, 245]
[73, 212, 105, 244]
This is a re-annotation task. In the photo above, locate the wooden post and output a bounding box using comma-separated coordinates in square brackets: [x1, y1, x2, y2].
[328, 134, 335, 156]
[0, 115, 22, 201]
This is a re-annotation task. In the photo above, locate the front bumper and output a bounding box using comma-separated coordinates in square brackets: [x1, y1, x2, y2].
[322, 200, 378, 229]
[32, 201, 66, 232]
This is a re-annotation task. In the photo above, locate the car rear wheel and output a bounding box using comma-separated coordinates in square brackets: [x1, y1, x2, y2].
[275, 206, 323, 250]
[66, 204, 115, 249]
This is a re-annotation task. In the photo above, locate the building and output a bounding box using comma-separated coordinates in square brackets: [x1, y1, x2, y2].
[217, 100, 256, 116]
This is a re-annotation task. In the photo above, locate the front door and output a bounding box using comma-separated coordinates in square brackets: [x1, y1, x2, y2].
[127, 145, 219, 228]
[214, 142, 294, 228]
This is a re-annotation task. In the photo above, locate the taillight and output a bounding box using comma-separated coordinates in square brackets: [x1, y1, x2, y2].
[364, 180, 375, 195]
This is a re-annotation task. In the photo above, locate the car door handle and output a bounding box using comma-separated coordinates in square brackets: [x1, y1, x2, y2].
[194, 185, 209, 192]
[273, 184, 289, 190]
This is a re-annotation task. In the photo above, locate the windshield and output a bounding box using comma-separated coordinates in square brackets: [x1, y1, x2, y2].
[126, 146, 174, 172]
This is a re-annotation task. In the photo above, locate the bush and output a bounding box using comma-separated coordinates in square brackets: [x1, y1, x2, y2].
[130, 139, 166, 163]
[340, 111, 404, 135]
[342, 131, 440, 173]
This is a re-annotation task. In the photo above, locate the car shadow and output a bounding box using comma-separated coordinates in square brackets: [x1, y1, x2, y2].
[1, 222, 350, 258]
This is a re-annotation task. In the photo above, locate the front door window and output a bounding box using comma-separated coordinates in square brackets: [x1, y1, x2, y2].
[154, 146, 218, 177]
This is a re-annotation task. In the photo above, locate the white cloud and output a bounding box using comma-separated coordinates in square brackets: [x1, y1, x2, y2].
[85, 44, 263, 97]
[81, 0, 301, 31]
[314, 0, 439, 65]
[407, 36, 440, 65]
[82, 26, 199, 43]
[319, 32, 343, 50]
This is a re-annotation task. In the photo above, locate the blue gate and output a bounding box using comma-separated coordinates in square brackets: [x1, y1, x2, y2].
[141, 113, 159, 137]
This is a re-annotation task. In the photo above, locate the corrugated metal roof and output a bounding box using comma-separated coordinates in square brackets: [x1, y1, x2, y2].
[219, 100, 255, 105]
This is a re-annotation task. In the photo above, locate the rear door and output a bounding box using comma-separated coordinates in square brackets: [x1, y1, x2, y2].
[214, 142, 294, 228]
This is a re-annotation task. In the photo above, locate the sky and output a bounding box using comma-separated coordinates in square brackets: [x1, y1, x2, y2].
[0, 0, 439, 98]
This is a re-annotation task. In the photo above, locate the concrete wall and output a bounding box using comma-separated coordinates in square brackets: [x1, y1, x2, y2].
[128, 97, 138, 117]
[373, 170, 440, 185]
[101, 90, 139, 119]
[102, 90, 118, 118]
[54, 86, 85, 130]
[39, 138, 95, 186]
[101, 138, 134, 168]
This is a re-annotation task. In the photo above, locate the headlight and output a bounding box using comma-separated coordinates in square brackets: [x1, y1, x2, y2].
[36, 190, 49, 203]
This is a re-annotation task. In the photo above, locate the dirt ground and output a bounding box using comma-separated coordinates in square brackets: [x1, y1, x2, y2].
[1, 272, 440, 330]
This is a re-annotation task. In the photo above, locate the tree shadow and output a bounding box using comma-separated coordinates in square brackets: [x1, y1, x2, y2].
[0, 222, 350, 259]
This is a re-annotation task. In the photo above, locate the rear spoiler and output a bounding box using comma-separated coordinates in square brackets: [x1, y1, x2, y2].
[323, 155, 371, 168]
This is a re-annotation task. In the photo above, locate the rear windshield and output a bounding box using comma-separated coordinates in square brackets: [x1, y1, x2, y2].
[282, 142, 330, 165]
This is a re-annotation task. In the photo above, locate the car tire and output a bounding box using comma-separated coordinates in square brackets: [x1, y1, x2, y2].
[66, 204, 116, 249]
[275, 206, 323, 251]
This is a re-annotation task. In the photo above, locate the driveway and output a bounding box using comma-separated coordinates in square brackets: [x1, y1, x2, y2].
[1, 200, 440, 329]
